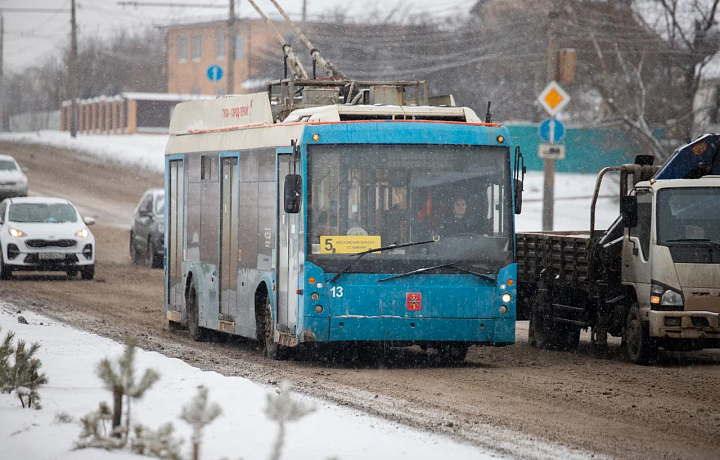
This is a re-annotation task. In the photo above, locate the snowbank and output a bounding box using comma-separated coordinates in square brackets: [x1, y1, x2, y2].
[0, 305, 502, 460]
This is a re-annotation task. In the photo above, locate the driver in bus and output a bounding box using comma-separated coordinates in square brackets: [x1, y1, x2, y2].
[439, 197, 489, 236]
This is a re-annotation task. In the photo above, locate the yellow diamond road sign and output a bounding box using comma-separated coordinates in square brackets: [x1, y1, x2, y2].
[538, 81, 571, 116]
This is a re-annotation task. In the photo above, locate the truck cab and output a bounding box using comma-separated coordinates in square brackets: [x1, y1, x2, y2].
[622, 176, 720, 358]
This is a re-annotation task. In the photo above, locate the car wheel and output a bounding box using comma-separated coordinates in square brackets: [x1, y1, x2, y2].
[130, 232, 140, 265]
[148, 241, 162, 269]
[81, 264, 95, 280]
[66, 269, 78, 279]
[0, 248, 11, 280]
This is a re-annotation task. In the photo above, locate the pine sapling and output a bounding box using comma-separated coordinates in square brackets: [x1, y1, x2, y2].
[131, 422, 184, 460]
[76, 401, 124, 450]
[0, 326, 15, 393]
[180, 386, 223, 460]
[96, 336, 160, 440]
[264, 380, 314, 460]
[5, 338, 47, 409]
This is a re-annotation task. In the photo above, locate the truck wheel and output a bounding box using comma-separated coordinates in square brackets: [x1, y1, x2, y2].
[187, 286, 206, 342]
[624, 304, 657, 365]
[263, 298, 288, 360]
[560, 327, 581, 351]
[529, 289, 555, 349]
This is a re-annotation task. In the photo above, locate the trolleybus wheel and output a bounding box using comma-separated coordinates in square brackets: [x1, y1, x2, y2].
[437, 343, 469, 364]
[264, 298, 288, 360]
[623, 303, 657, 365]
[187, 286, 206, 342]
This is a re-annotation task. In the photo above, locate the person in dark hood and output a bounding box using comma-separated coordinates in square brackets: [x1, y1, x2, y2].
[439, 198, 473, 235]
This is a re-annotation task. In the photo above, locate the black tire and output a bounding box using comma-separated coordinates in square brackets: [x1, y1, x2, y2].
[81, 264, 95, 280]
[187, 286, 206, 342]
[529, 288, 580, 352]
[168, 320, 185, 331]
[66, 269, 78, 279]
[437, 343, 469, 364]
[130, 233, 140, 265]
[148, 241, 162, 269]
[263, 296, 288, 360]
[624, 304, 657, 365]
[0, 248, 12, 280]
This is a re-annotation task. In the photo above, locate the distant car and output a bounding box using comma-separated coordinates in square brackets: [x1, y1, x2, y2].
[0, 154, 28, 199]
[0, 197, 95, 280]
[130, 188, 164, 269]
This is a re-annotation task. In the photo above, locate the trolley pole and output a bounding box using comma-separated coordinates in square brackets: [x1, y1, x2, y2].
[542, 7, 560, 231]
[70, 0, 78, 138]
[227, 0, 235, 95]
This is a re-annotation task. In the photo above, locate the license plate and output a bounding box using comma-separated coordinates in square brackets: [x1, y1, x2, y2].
[38, 253, 64, 260]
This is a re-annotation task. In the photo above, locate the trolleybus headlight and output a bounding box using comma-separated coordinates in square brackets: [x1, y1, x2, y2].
[312, 133, 320, 141]
[500, 283, 507, 290]
[315, 305, 324, 314]
[502, 293, 512, 303]
[497, 135, 504, 143]
[499, 305, 508, 314]
[311, 292, 320, 301]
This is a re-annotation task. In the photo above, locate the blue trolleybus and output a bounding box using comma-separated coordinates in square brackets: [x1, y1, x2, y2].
[164, 81, 524, 362]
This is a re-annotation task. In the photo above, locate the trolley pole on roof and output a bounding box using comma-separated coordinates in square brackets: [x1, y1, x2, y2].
[268, 0, 345, 79]
[227, 0, 235, 95]
[245, 0, 308, 80]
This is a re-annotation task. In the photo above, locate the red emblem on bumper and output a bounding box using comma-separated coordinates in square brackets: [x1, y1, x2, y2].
[406, 293, 422, 311]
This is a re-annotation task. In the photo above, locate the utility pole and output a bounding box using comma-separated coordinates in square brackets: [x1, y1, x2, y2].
[227, 0, 235, 95]
[302, 0, 307, 27]
[70, 0, 78, 138]
[1, 12, 5, 132]
[542, 5, 560, 231]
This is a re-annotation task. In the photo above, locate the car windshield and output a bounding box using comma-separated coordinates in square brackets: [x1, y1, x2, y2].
[657, 187, 720, 245]
[307, 144, 513, 274]
[9, 203, 78, 223]
[0, 160, 17, 171]
[155, 193, 165, 215]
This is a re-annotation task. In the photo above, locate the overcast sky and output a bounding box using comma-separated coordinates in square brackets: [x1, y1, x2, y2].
[2, 0, 476, 72]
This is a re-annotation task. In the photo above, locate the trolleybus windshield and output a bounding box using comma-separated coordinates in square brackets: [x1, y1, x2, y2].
[307, 144, 513, 274]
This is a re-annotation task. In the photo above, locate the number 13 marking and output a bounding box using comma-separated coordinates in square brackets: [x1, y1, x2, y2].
[330, 286, 344, 298]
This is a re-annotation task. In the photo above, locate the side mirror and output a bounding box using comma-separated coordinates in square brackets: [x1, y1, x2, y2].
[514, 179, 523, 214]
[283, 174, 302, 214]
[22, 167, 29, 173]
[84, 216, 96, 226]
[620, 196, 638, 228]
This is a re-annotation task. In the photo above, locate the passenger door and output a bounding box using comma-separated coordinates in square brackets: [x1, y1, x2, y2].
[167, 160, 184, 311]
[276, 148, 299, 332]
[219, 156, 239, 318]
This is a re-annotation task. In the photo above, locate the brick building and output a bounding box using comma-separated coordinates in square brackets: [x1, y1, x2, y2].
[166, 19, 292, 96]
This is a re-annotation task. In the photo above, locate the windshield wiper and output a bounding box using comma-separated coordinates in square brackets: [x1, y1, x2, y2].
[378, 262, 496, 283]
[665, 238, 720, 248]
[330, 237, 438, 282]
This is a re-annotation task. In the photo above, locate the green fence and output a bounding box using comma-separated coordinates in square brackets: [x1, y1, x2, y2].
[507, 124, 649, 173]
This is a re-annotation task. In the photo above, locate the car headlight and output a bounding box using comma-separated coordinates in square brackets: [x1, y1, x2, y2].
[157, 223, 165, 233]
[8, 228, 26, 237]
[76, 228, 90, 238]
[21, 177, 28, 184]
[651, 284, 683, 308]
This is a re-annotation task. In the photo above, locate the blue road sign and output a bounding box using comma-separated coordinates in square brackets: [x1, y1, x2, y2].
[207, 65, 224, 82]
[539, 118, 565, 143]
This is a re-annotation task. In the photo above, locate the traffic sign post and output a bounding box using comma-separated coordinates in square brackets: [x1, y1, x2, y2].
[537, 81, 570, 231]
[207, 64, 224, 82]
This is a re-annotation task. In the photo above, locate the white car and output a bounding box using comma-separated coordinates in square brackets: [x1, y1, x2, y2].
[0, 154, 28, 199]
[0, 197, 95, 279]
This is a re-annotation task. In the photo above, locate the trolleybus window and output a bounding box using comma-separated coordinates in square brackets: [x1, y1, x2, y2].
[307, 144, 512, 274]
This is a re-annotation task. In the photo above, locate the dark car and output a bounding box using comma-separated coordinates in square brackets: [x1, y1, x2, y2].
[130, 189, 164, 268]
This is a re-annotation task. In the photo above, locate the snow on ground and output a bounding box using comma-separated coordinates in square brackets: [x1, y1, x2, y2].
[0, 130, 623, 232]
[0, 304, 506, 460]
